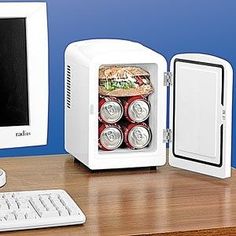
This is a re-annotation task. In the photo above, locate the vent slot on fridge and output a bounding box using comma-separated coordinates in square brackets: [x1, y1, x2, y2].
[98, 63, 158, 154]
[66, 65, 72, 109]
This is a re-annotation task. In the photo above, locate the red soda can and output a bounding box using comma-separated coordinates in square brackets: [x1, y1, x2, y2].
[98, 123, 123, 151]
[99, 97, 124, 124]
[124, 96, 150, 123]
[123, 123, 152, 149]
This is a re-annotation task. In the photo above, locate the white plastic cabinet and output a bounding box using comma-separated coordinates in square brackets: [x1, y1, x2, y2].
[65, 39, 233, 178]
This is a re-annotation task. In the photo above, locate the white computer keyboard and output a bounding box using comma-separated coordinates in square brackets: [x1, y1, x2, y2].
[0, 189, 86, 232]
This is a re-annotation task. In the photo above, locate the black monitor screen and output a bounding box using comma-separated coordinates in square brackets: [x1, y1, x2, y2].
[0, 18, 29, 126]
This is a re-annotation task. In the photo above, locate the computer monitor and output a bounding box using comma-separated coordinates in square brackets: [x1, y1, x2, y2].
[0, 3, 48, 149]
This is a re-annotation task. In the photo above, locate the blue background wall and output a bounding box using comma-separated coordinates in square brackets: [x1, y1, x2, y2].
[0, 0, 236, 167]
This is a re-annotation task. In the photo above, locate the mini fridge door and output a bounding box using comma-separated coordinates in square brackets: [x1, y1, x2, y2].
[168, 53, 233, 178]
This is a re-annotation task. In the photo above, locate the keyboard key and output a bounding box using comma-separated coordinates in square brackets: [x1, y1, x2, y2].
[58, 209, 69, 217]
[40, 210, 59, 218]
[5, 213, 16, 221]
[15, 212, 25, 220]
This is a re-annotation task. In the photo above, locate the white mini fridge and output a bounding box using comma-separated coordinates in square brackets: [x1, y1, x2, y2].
[64, 39, 233, 179]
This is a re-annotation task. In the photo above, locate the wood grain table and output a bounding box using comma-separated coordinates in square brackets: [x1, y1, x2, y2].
[0, 155, 236, 235]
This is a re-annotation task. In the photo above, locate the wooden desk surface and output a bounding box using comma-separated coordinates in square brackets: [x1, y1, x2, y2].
[1, 155, 236, 236]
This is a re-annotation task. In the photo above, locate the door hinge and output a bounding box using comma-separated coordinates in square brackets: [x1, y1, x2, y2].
[164, 72, 173, 86]
[163, 129, 172, 143]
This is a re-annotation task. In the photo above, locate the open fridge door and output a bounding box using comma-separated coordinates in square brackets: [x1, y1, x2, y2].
[168, 53, 233, 178]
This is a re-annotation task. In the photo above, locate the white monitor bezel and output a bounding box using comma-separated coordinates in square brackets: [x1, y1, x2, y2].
[0, 3, 48, 148]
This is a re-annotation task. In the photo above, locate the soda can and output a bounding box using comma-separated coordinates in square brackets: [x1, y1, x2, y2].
[99, 123, 123, 151]
[99, 97, 124, 124]
[123, 123, 151, 149]
[124, 96, 150, 123]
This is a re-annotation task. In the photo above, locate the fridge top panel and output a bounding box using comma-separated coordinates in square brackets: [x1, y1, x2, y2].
[169, 53, 233, 178]
[66, 39, 147, 63]
[65, 39, 169, 68]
